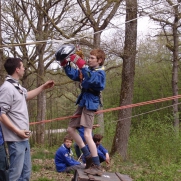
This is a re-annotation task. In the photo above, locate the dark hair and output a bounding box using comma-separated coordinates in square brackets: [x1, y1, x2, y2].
[4, 57, 23, 75]
[93, 134, 103, 143]
[64, 134, 73, 142]
[90, 49, 106, 66]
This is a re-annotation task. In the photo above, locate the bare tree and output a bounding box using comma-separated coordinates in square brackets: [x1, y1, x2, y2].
[111, 0, 137, 160]
[77, 0, 122, 47]
[146, 0, 181, 133]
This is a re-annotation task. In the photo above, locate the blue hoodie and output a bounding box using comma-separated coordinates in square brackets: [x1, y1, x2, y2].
[55, 144, 80, 172]
[64, 66, 106, 111]
[82, 144, 108, 163]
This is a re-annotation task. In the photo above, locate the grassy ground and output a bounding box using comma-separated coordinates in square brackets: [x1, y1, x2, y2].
[30, 148, 111, 181]
[30, 118, 181, 181]
[30, 148, 181, 181]
[31, 148, 73, 181]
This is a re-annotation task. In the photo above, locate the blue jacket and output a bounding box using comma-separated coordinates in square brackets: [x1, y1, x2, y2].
[77, 126, 94, 143]
[64, 66, 106, 111]
[0, 126, 4, 146]
[55, 144, 80, 172]
[97, 144, 108, 161]
[77, 126, 86, 143]
[82, 144, 108, 163]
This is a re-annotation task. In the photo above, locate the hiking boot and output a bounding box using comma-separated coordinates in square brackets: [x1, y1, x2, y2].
[85, 154, 93, 169]
[84, 164, 103, 176]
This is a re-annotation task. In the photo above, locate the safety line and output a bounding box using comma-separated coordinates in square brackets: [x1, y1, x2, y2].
[29, 94, 181, 125]
[96, 95, 181, 114]
[107, 102, 181, 125]
[0, 39, 73, 48]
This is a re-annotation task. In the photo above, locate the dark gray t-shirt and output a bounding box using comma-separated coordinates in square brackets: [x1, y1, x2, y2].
[0, 76, 29, 141]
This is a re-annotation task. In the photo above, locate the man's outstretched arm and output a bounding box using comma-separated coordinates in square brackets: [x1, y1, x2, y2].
[27, 80, 54, 100]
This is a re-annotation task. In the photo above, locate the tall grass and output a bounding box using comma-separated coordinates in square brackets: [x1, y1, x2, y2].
[30, 115, 181, 180]
[122, 116, 181, 180]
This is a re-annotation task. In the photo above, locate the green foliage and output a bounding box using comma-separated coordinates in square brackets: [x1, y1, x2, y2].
[31, 148, 55, 160]
[128, 117, 181, 180]
[32, 165, 42, 172]
[101, 115, 180, 180]
[103, 112, 118, 149]
[134, 60, 172, 102]
[104, 65, 122, 109]
[30, 115, 181, 180]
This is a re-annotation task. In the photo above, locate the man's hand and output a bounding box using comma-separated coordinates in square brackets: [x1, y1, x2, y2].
[0, 114, 31, 139]
[27, 80, 54, 100]
[42, 80, 55, 90]
[16, 129, 31, 139]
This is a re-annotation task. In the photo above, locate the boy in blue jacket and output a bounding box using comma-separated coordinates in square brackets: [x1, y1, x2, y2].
[93, 134, 110, 164]
[54, 135, 84, 173]
[82, 134, 110, 165]
[56, 47, 106, 176]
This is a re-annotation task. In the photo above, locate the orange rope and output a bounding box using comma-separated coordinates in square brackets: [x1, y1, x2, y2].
[30, 95, 181, 125]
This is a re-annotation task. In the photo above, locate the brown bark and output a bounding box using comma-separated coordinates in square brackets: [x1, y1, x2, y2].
[172, 3, 179, 132]
[0, 0, 5, 85]
[111, 0, 137, 160]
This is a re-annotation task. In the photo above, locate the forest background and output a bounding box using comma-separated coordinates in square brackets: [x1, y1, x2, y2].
[0, 0, 181, 180]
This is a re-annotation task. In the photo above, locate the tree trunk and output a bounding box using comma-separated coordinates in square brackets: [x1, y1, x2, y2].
[36, 91, 46, 144]
[36, 50, 46, 144]
[0, 0, 4, 85]
[35, 11, 47, 144]
[111, 0, 137, 160]
[94, 31, 101, 48]
[172, 4, 179, 134]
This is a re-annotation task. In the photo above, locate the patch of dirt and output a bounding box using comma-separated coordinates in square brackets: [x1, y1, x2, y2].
[31, 158, 74, 181]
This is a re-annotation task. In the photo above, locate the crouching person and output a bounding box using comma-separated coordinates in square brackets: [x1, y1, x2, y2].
[93, 134, 110, 164]
[82, 134, 110, 165]
[55, 134, 85, 173]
